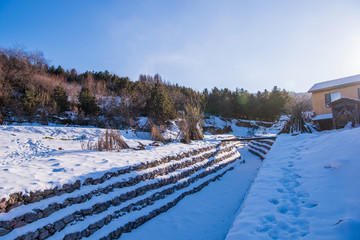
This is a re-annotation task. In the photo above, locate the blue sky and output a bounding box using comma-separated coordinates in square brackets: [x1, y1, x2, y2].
[1, 0, 360, 92]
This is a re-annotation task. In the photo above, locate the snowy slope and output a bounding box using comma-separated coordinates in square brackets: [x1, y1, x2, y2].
[0, 125, 217, 200]
[203, 115, 283, 137]
[119, 148, 262, 240]
[226, 127, 360, 240]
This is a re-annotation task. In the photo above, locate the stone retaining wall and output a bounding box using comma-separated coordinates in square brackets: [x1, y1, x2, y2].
[0, 145, 216, 213]
[248, 139, 275, 160]
[0, 142, 241, 240]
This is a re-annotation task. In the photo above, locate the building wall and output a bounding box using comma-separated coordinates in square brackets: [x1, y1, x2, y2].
[311, 83, 360, 115]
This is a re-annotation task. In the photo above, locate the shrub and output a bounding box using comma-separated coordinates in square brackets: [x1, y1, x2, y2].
[86, 129, 129, 151]
[150, 125, 165, 142]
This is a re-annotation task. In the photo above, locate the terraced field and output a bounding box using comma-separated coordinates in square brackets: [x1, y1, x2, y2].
[0, 141, 243, 240]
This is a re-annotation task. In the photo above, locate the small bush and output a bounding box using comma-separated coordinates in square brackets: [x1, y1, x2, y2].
[150, 125, 165, 142]
[86, 129, 129, 151]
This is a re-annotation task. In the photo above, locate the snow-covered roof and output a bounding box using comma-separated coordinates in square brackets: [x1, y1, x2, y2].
[312, 113, 332, 121]
[308, 74, 360, 92]
[328, 97, 360, 106]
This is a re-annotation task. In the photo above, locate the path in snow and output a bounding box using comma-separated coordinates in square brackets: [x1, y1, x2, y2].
[120, 148, 262, 240]
[226, 128, 360, 240]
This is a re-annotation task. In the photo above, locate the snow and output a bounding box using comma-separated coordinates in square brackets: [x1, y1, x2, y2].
[0, 125, 218, 200]
[118, 148, 262, 240]
[1, 120, 358, 239]
[308, 73, 360, 92]
[203, 115, 282, 137]
[312, 113, 333, 121]
[226, 127, 360, 240]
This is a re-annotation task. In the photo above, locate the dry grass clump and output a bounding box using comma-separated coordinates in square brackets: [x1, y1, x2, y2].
[85, 129, 129, 151]
[177, 104, 204, 144]
[150, 125, 165, 142]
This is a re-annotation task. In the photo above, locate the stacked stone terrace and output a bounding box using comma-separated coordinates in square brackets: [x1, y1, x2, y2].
[0, 141, 242, 240]
[247, 139, 275, 160]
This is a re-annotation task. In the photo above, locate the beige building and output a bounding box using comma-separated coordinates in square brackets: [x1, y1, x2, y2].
[308, 74, 360, 128]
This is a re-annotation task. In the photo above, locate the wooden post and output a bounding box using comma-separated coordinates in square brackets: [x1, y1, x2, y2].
[331, 106, 336, 129]
[344, 102, 349, 125]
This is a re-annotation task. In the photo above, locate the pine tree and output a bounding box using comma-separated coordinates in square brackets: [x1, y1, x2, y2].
[51, 85, 69, 113]
[23, 87, 39, 115]
[78, 87, 99, 115]
[147, 83, 177, 123]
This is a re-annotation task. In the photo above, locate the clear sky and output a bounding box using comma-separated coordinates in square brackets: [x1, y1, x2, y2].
[1, 0, 360, 93]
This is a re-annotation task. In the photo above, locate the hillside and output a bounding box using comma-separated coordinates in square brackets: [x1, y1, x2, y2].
[0, 48, 292, 128]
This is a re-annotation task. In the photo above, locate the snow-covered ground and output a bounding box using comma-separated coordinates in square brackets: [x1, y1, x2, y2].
[1, 120, 358, 240]
[203, 115, 283, 136]
[0, 124, 216, 200]
[119, 148, 262, 240]
[226, 127, 360, 240]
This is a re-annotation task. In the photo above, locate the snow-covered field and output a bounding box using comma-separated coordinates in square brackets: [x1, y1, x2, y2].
[0, 124, 215, 200]
[0, 121, 358, 240]
[226, 127, 360, 240]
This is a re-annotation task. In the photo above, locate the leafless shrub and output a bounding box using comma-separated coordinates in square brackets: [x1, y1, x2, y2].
[31, 74, 62, 92]
[280, 99, 313, 134]
[85, 129, 129, 151]
[150, 125, 165, 142]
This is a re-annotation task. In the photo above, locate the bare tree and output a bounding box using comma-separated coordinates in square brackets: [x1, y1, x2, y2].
[280, 98, 314, 134]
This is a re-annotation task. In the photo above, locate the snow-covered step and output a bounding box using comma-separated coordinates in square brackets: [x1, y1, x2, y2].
[79, 160, 239, 240]
[0, 144, 218, 214]
[232, 141, 245, 149]
[0, 146, 219, 222]
[51, 153, 240, 240]
[247, 138, 275, 160]
[0, 143, 241, 239]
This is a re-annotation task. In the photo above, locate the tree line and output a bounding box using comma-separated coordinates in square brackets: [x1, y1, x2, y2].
[0, 47, 292, 126]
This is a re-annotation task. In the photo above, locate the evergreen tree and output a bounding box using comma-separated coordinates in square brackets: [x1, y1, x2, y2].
[78, 87, 99, 115]
[54, 65, 65, 76]
[23, 87, 39, 115]
[51, 85, 69, 113]
[147, 83, 177, 122]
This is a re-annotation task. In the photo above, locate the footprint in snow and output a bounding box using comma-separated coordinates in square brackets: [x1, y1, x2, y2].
[277, 204, 289, 214]
[268, 198, 279, 205]
[52, 168, 66, 173]
[51, 163, 60, 166]
[263, 214, 277, 223]
[304, 201, 319, 208]
[296, 191, 310, 198]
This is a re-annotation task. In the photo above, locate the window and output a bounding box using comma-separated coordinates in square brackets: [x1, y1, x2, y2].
[358, 88, 360, 100]
[325, 92, 341, 107]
